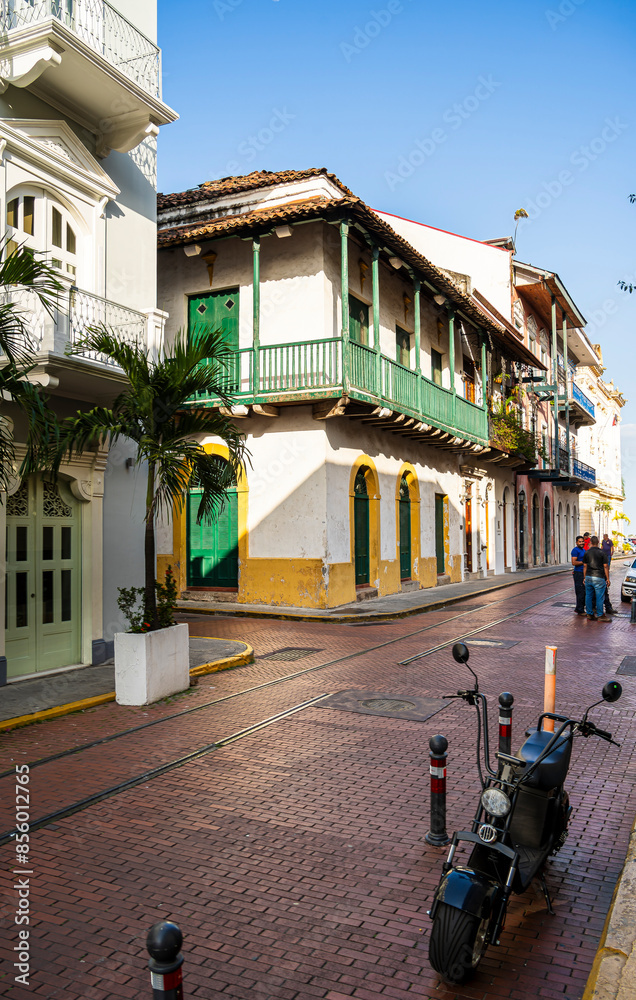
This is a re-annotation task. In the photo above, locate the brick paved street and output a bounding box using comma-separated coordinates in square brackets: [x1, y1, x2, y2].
[1, 568, 635, 999]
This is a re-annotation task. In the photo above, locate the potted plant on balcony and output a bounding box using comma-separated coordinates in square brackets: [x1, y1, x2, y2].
[489, 391, 539, 465]
[50, 325, 246, 705]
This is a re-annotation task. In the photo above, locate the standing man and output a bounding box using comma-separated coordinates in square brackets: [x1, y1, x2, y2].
[583, 536, 611, 621]
[602, 533, 614, 563]
[601, 533, 616, 614]
[571, 534, 586, 615]
[583, 532, 592, 551]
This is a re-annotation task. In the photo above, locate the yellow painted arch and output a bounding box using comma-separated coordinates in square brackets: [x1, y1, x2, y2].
[349, 456, 380, 588]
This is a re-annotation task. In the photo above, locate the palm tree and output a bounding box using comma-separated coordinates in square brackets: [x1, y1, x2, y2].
[51, 325, 247, 630]
[0, 238, 62, 491]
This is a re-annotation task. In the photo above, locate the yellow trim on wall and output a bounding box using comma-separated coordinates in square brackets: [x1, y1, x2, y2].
[349, 455, 381, 590]
[158, 442, 249, 597]
[395, 464, 421, 585]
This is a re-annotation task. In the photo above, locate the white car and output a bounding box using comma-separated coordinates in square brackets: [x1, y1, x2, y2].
[621, 558, 636, 602]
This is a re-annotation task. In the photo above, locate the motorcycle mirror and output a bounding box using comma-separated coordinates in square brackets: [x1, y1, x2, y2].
[602, 681, 622, 703]
[452, 642, 470, 664]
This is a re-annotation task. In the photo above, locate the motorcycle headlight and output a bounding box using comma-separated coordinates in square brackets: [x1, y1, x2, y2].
[481, 787, 511, 818]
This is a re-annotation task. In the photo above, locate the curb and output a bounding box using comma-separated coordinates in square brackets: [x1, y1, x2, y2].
[582, 816, 636, 1000]
[177, 567, 572, 624]
[0, 642, 254, 734]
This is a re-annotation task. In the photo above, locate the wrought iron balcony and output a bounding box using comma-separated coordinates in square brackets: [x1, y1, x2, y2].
[69, 287, 146, 364]
[1, 0, 161, 96]
[191, 336, 489, 446]
[572, 457, 596, 486]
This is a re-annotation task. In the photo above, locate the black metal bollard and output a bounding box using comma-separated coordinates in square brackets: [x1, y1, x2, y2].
[498, 692, 514, 757]
[425, 734, 450, 846]
[147, 922, 184, 1000]
[631, 597, 636, 624]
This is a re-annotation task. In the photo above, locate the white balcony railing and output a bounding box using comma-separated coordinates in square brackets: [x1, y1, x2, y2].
[1, 0, 161, 97]
[1, 285, 146, 366]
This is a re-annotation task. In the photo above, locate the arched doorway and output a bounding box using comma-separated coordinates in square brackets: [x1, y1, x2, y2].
[354, 467, 370, 586]
[518, 489, 527, 567]
[187, 459, 239, 589]
[557, 503, 563, 563]
[6, 476, 82, 677]
[544, 496, 551, 563]
[398, 474, 411, 581]
[532, 494, 540, 565]
[566, 503, 571, 555]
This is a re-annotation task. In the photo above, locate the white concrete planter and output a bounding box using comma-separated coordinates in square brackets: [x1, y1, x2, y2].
[114, 623, 190, 706]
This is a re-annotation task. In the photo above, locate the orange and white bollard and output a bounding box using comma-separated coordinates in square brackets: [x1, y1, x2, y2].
[543, 646, 557, 732]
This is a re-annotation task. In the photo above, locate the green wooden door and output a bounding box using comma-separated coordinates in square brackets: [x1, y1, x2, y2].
[399, 476, 411, 580]
[187, 488, 239, 588]
[354, 468, 370, 585]
[188, 289, 239, 392]
[349, 296, 370, 346]
[5, 477, 81, 678]
[435, 494, 445, 575]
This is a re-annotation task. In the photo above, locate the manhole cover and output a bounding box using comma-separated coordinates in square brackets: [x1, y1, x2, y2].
[318, 690, 447, 722]
[263, 647, 323, 661]
[361, 698, 416, 712]
[466, 638, 520, 649]
[617, 656, 636, 676]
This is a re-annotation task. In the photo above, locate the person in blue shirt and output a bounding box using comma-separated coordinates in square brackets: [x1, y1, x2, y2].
[571, 536, 586, 615]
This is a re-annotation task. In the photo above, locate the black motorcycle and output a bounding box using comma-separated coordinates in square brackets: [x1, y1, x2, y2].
[428, 641, 622, 984]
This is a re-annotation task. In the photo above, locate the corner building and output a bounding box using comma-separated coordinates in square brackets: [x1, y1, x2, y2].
[156, 170, 545, 609]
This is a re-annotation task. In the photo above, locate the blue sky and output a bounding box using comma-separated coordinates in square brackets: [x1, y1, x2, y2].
[157, 0, 636, 530]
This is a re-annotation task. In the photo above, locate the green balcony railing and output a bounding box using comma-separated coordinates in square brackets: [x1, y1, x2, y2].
[190, 335, 489, 445]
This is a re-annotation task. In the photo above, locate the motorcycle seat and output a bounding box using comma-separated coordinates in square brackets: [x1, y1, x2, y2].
[517, 730, 572, 790]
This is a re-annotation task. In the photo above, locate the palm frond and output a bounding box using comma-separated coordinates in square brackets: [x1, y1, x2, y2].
[0, 239, 63, 363]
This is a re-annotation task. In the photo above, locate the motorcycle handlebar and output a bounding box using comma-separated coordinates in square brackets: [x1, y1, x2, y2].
[580, 721, 620, 746]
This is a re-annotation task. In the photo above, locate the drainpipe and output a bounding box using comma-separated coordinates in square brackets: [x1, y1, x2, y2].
[551, 294, 559, 471]
[562, 311, 570, 473]
[414, 277, 422, 415]
[252, 236, 260, 398]
[480, 331, 487, 409]
[372, 246, 380, 395]
[340, 221, 350, 393]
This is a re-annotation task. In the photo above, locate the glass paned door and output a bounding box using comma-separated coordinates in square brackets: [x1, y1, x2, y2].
[6, 477, 81, 678]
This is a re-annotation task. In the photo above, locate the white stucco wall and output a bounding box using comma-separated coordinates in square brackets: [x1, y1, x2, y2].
[375, 210, 513, 321]
[241, 409, 327, 560]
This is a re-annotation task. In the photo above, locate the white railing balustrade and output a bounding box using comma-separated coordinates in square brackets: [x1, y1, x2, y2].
[69, 287, 146, 365]
[0, 287, 52, 355]
[1, 0, 161, 96]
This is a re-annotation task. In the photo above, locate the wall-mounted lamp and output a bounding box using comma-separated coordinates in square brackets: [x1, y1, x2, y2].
[125, 457, 135, 470]
[202, 251, 217, 287]
[389, 257, 402, 269]
[275, 225, 292, 238]
[433, 293, 447, 307]
[184, 244, 202, 257]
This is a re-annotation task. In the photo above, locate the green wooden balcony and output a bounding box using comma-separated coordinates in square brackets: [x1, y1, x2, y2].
[192, 336, 489, 446]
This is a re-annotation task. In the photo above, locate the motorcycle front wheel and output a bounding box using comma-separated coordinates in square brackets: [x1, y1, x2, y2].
[429, 903, 490, 984]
